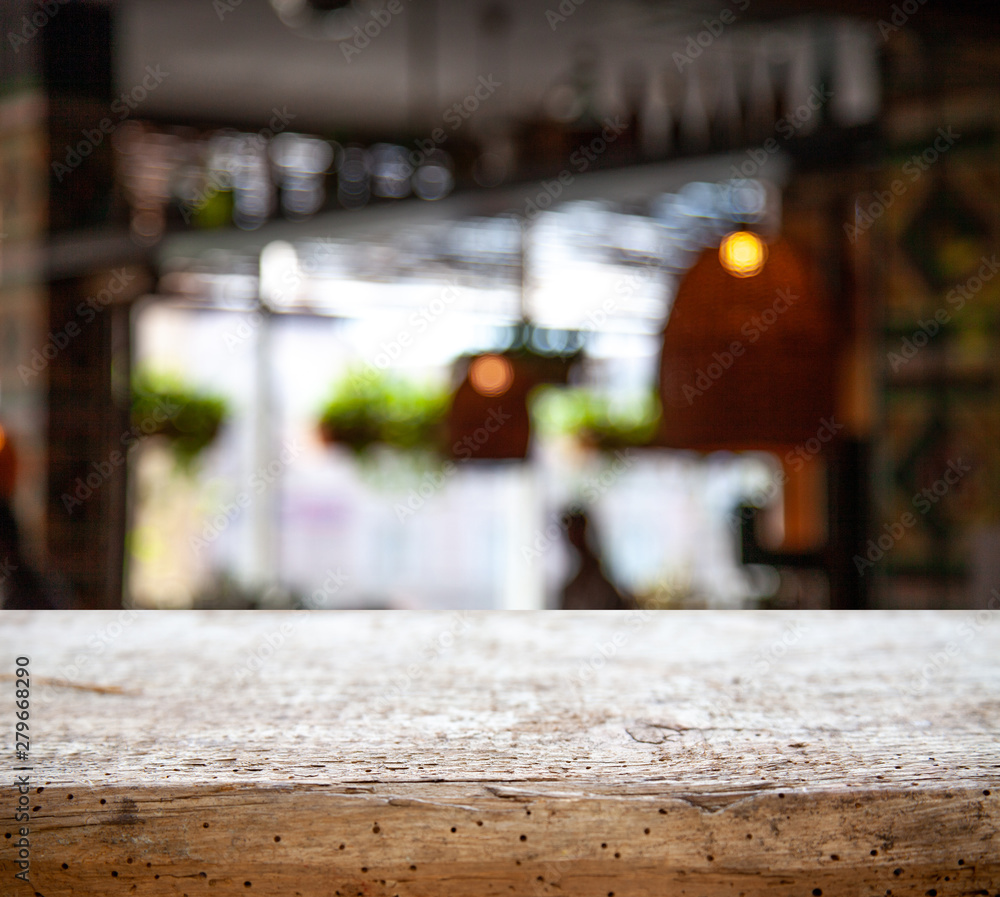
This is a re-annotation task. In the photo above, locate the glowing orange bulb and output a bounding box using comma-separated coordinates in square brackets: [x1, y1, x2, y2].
[720, 231, 767, 278]
[469, 354, 514, 397]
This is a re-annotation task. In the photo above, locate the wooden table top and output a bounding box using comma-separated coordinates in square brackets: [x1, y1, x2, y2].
[1, 610, 998, 896]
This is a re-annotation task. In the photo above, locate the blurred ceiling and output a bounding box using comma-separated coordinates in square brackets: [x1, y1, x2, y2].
[117, 0, 884, 135]
[114, 0, 1000, 138]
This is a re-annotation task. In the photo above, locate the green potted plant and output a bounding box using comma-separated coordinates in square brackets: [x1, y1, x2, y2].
[529, 385, 661, 452]
[132, 370, 229, 468]
[317, 366, 450, 457]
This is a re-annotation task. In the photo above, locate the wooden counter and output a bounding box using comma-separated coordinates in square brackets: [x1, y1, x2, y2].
[1, 610, 998, 895]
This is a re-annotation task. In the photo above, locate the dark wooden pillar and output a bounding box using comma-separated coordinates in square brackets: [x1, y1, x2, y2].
[46, 269, 146, 607]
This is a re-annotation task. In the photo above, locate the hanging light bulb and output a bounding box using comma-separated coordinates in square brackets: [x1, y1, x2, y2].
[469, 354, 514, 397]
[719, 230, 767, 278]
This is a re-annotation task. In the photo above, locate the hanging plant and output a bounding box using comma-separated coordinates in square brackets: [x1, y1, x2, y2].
[530, 385, 661, 451]
[132, 370, 229, 469]
[317, 367, 450, 457]
[441, 324, 587, 462]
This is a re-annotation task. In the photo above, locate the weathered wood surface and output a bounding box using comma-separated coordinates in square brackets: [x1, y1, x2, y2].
[1, 610, 998, 896]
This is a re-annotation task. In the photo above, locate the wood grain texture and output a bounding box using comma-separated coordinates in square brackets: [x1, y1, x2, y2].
[1, 610, 998, 896]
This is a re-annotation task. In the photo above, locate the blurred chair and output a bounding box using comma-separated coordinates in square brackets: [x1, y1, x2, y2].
[0, 426, 70, 609]
[559, 509, 634, 610]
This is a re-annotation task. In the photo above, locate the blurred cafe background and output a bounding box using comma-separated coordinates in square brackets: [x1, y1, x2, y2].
[1, 0, 998, 609]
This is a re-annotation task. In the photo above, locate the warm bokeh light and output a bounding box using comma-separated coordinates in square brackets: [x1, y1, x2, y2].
[0, 423, 15, 500]
[719, 230, 767, 277]
[469, 354, 514, 397]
